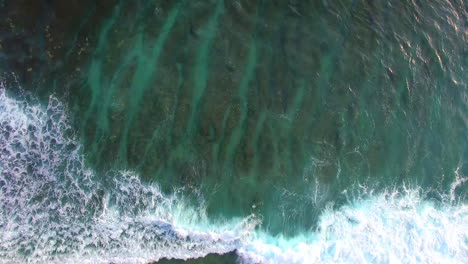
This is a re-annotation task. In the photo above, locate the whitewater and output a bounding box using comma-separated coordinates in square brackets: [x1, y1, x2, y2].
[0, 83, 467, 263]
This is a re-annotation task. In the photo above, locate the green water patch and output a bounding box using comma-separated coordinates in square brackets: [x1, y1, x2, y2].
[2, 0, 466, 236]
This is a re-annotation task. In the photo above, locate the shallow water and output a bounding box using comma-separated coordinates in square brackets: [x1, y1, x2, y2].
[0, 1, 467, 263]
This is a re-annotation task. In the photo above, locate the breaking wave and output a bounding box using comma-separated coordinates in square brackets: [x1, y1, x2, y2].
[238, 187, 467, 263]
[0, 82, 466, 263]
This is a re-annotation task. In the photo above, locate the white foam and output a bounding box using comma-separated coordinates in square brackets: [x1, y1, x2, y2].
[0, 83, 258, 263]
[237, 188, 468, 264]
[1, 82, 467, 264]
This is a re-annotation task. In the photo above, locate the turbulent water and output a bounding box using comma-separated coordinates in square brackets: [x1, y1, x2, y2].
[0, 0, 467, 263]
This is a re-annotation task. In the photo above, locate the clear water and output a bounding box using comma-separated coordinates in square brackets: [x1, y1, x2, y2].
[0, 1, 467, 263]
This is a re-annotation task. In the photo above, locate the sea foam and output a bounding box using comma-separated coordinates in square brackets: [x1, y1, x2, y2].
[0, 82, 466, 264]
[237, 188, 467, 263]
[0, 83, 257, 263]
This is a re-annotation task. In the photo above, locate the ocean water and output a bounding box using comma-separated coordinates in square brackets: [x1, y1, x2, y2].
[0, 1, 467, 263]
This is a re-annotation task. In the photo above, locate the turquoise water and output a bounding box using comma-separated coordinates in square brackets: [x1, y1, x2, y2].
[0, 1, 467, 263]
